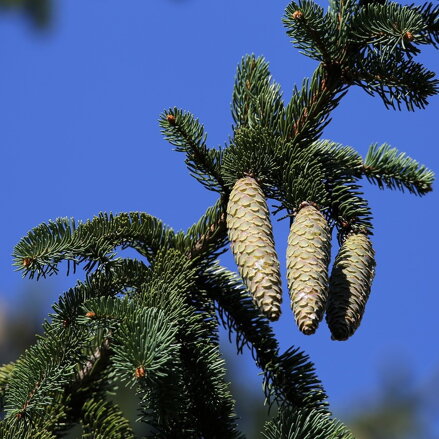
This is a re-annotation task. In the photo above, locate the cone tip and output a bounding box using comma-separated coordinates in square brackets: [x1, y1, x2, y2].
[330, 330, 350, 341]
[266, 310, 281, 321]
[301, 325, 317, 336]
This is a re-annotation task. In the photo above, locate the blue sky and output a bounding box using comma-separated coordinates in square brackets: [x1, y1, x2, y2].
[0, 0, 438, 428]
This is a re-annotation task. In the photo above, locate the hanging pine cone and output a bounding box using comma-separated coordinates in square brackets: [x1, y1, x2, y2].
[226, 177, 282, 321]
[287, 202, 331, 335]
[326, 232, 375, 341]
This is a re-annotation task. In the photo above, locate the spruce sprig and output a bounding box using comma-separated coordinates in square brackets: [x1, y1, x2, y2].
[13, 212, 175, 278]
[232, 55, 284, 131]
[4, 325, 89, 421]
[408, 2, 439, 48]
[80, 398, 134, 439]
[280, 66, 348, 144]
[202, 265, 328, 410]
[134, 249, 242, 437]
[351, 2, 429, 56]
[160, 108, 224, 192]
[262, 406, 354, 439]
[362, 143, 434, 194]
[284, 0, 339, 62]
[350, 51, 438, 110]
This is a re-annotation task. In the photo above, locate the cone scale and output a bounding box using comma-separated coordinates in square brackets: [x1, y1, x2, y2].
[326, 232, 375, 341]
[226, 177, 282, 321]
[286, 203, 331, 335]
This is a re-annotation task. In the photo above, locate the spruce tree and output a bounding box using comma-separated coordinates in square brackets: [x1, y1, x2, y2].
[1, 0, 437, 437]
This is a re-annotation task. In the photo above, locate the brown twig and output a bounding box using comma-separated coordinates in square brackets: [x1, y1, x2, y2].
[188, 198, 228, 261]
[64, 339, 111, 421]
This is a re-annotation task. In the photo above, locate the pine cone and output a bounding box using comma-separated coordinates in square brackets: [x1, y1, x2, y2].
[226, 177, 282, 321]
[326, 233, 375, 341]
[287, 203, 331, 335]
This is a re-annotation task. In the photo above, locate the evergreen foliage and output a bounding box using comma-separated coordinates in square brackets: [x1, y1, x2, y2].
[1, 0, 437, 437]
[262, 407, 355, 439]
[80, 398, 134, 439]
[362, 143, 434, 194]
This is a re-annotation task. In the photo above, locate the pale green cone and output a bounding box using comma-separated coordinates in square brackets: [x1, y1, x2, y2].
[227, 177, 282, 321]
[287, 203, 331, 335]
[326, 233, 375, 341]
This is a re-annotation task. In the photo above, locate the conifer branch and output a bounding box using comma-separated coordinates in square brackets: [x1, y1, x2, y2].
[133, 250, 242, 437]
[221, 126, 281, 193]
[184, 196, 229, 262]
[51, 259, 150, 328]
[328, 183, 373, 234]
[232, 55, 284, 130]
[0, 363, 15, 412]
[362, 143, 434, 195]
[201, 266, 328, 410]
[284, 1, 338, 63]
[160, 108, 225, 192]
[281, 66, 348, 145]
[349, 53, 438, 110]
[277, 144, 329, 211]
[262, 406, 354, 439]
[0, 406, 63, 439]
[64, 339, 112, 425]
[351, 2, 429, 56]
[3, 1, 437, 437]
[13, 213, 175, 279]
[4, 325, 89, 422]
[80, 398, 134, 439]
[235, 62, 283, 131]
[312, 139, 363, 180]
[408, 2, 439, 48]
[73, 341, 110, 390]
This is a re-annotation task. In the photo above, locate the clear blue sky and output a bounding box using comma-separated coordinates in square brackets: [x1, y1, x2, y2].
[0, 0, 438, 428]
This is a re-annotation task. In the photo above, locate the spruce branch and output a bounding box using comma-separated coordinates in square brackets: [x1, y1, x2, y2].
[312, 139, 363, 180]
[0, 425, 54, 439]
[261, 406, 354, 439]
[351, 2, 429, 56]
[280, 66, 348, 145]
[408, 2, 439, 48]
[329, 183, 373, 235]
[51, 259, 151, 328]
[201, 265, 328, 410]
[134, 249, 242, 437]
[183, 196, 229, 262]
[80, 398, 134, 439]
[232, 55, 284, 131]
[92, 305, 181, 389]
[362, 143, 434, 195]
[0, 363, 15, 412]
[284, 0, 338, 63]
[277, 144, 329, 212]
[79, 296, 188, 433]
[4, 1, 438, 437]
[74, 342, 109, 386]
[63, 339, 113, 426]
[0, 407, 63, 439]
[13, 212, 175, 279]
[4, 325, 89, 422]
[350, 52, 438, 110]
[160, 108, 225, 192]
[232, 55, 270, 126]
[222, 126, 281, 190]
